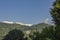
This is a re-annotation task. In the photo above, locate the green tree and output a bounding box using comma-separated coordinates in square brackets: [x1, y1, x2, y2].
[2, 29, 27, 40]
[41, 26, 55, 40]
[50, 0, 60, 40]
[50, 0, 60, 25]
[55, 25, 60, 40]
[29, 31, 46, 40]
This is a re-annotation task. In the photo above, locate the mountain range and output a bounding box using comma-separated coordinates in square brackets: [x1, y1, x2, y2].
[0, 20, 51, 40]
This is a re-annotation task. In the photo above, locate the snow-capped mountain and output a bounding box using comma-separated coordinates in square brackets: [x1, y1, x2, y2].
[1, 21, 33, 26]
[15, 22, 32, 26]
[43, 18, 49, 24]
[2, 21, 14, 24]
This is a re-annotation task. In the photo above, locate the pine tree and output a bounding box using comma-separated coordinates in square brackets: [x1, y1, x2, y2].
[50, 0, 60, 25]
[50, 0, 60, 40]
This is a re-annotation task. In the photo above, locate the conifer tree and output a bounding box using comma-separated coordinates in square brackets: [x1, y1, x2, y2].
[50, 0, 60, 25]
[50, 0, 60, 40]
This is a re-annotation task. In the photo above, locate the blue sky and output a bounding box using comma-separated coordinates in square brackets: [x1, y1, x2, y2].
[0, 0, 54, 24]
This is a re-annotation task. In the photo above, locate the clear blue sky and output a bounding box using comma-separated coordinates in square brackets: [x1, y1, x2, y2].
[0, 0, 54, 24]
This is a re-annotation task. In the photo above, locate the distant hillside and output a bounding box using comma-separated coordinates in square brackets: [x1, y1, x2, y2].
[0, 22, 50, 40]
[29, 23, 50, 31]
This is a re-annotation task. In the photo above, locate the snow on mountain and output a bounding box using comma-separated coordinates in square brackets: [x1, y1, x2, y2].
[2, 21, 14, 24]
[1, 21, 32, 26]
[15, 22, 32, 26]
[44, 18, 49, 24]
[43, 18, 55, 26]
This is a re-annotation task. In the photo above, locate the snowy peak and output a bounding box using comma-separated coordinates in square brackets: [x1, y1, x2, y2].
[15, 22, 32, 26]
[2, 21, 14, 24]
[44, 18, 49, 24]
[43, 18, 55, 26]
[1, 21, 32, 26]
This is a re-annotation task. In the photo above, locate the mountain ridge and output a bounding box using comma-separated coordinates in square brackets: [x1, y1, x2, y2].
[1, 21, 33, 26]
[0, 21, 51, 40]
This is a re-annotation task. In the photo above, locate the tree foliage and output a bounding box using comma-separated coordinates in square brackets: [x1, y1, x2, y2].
[50, 0, 60, 25]
[2, 29, 27, 40]
[50, 0, 60, 40]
